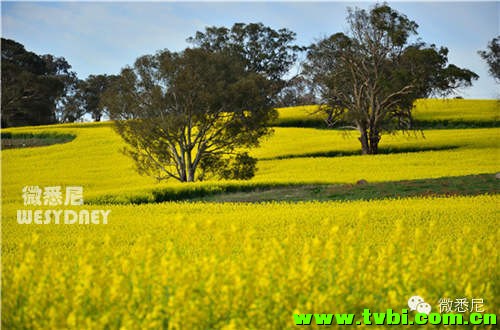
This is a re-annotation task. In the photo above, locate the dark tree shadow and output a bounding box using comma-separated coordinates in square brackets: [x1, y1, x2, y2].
[260, 145, 460, 161]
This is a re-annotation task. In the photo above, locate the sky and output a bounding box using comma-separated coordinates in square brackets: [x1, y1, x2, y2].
[2, 1, 499, 99]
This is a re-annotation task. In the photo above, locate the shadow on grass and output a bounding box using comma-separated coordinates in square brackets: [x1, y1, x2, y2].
[260, 145, 460, 161]
[149, 183, 301, 203]
[412, 120, 499, 129]
[274, 119, 498, 129]
[322, 173, 498, 202]
[1, 132, 76, 149]
[87, 173, 498, 204]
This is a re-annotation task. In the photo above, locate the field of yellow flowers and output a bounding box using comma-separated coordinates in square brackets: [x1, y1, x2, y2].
[1, 99, 499, 328]
[2, 124, 498, 203]
[2, 196, 498, 329]
[276, 99, 499, 126]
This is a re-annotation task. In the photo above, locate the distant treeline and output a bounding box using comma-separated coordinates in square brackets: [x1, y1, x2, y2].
[1, 38, 119, 128]
[0, 37, 309, 128]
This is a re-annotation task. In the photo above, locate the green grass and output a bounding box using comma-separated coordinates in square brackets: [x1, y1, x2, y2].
[0, 132, 76, 149]
[179, 173, 499, 203]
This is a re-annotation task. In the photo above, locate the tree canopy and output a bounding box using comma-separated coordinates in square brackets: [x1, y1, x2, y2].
[61, 74, 119, 123]
[102, 23, 302, 183]
[478, 36, 500, 83]
[103, 48, 278, 182]
[1, 38, 76, 127]
[303, 4, 478, 154]
[188, 22, 304, 98]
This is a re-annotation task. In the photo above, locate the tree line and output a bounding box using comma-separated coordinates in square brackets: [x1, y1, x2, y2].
[2, 4, 498, 181]
[1, 38, 119, 127]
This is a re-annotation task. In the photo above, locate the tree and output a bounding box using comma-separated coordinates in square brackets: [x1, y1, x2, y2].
[103, 48, 277, 182]
[303, 4, 478, 154]
[478, 36, 500, 83]
[59, 79, 87, 123]
[61, 74, 119, 122]
[187, 22, 304, 102]
[1, 38, 76, 127]
[275, 75, 317, 107]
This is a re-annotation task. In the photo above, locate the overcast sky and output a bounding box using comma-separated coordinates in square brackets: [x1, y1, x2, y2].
[2, 1, 499, 98]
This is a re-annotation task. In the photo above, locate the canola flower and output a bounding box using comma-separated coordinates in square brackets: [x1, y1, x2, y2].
[2, 123, 499, 203]
[1, 99, 498, 329]
[276, 99, 499, 124]
[2, 196, 498, 329]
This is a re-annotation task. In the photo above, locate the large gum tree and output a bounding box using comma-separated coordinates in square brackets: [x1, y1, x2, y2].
[104, 23, 301, 182]
[104, 48, 275, 182]
[304, 4, 478, 154]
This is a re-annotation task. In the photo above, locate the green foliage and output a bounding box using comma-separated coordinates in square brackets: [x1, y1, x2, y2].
[62, 74, 119, 122]
[187, 22, 304, 102]
[224, 152, 258, 180]
[478, 36, 500, 82]
[303, 4, 478, 154]
[188, 22, 302, 79]
[1, 38, 76, 128]
[275, 76, 316, 107]
[104, 47, 277, 182]
[98, 22, 302, 183]
[200, 152, 258, 181]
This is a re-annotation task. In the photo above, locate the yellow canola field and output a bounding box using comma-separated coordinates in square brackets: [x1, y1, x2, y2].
[2, 99, 498, 329]
[412, 99, 499, 122]
[2, 123, 499, 202]
[276, 99, 499, 124]
[2, 195, 498, 329]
